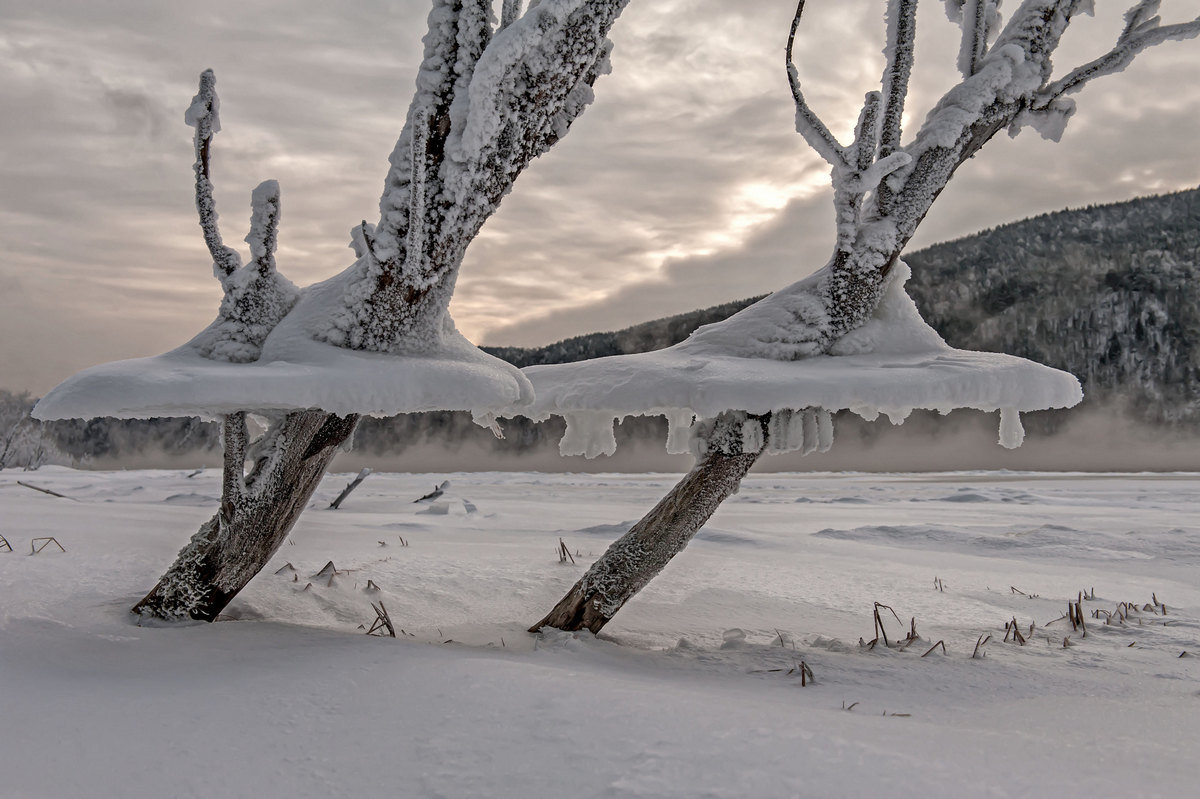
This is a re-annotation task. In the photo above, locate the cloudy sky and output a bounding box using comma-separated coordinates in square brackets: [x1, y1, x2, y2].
[3, 0, 1200, 394]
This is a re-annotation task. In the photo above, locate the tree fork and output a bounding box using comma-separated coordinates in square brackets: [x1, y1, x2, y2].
[132, 411, 358, 622]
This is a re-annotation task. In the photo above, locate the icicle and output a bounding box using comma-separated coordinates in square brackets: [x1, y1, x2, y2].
[801, 409, 819, 455]
[741, 419, 764, 454]
[560, 412, 617, 458]
[664, 409, 696, 455]
[471, 411, 505, 439]
[998, 407, 1025, 449]
[816, 409, 834, 453]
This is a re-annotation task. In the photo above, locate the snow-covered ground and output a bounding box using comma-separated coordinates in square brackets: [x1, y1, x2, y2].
[2, 467, 1197, 798]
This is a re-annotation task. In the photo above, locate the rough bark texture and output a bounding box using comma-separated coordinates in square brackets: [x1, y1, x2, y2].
[531, 416, 764, 634]
[132, 411, 358, 621]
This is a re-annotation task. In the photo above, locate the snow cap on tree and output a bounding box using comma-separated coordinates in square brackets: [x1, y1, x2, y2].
[520, 262, 1082, 457]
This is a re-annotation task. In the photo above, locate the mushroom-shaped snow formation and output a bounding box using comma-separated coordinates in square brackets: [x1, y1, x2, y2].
[33, 277, 532, 425]
[519, 263, 1082, 457]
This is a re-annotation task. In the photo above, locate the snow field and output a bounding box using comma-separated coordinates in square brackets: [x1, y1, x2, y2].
[2, 467, 1198, 798]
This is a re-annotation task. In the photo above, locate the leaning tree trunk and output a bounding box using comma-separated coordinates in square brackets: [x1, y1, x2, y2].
[132, 410, 358, 622]
[531, 414, 764, 634]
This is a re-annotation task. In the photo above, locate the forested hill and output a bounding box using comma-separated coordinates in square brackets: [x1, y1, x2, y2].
[486, 186, 1200, 425]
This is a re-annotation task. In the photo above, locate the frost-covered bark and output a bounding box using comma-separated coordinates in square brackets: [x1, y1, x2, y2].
[133, 411, 357, 621]
[137, 0, 631, 622]
[533, 0, 1199, 633]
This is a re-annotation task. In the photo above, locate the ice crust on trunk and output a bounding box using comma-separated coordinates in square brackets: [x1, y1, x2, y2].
[518, 263, 1082, 455]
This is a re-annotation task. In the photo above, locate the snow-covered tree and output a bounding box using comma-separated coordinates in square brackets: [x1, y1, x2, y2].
[35, 0, 630, 621]
[527, 0, 1200, 633]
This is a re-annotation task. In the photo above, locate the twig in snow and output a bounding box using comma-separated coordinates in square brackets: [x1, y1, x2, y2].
[0, 534, 11, 553]
[971, 634, 991, 659]
[17, 481, 77, 501]
[329, 467, 372, 509]
[414, 480, 450, 503]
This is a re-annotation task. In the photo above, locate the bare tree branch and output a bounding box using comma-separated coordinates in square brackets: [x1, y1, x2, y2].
[786, 0, 848, 169]
[1036, 11, 1200, 107]
[185, 70, 243, 279]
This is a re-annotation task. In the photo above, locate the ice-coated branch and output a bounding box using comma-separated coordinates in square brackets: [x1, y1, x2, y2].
[374, 0, 493, 270]
[876, 0, 917, 215]
[961, 0, 987, 76]
[186, 70, 244, 279]
[245, 180, 280, 277]
[852, 92, 882, 173]
[786, 0, 848, 169]
[403, 109, 431, 281]
[1035, 6, 1200, 108]
[182, 73, 299, 364]
[500, 0, 523, 31]
[1124, 0, 1163, 40]
[879, 0, 917, 157]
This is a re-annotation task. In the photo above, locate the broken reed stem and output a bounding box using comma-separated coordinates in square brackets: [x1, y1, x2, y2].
[30, 537, 66, 554]
[367, 601, 396, 638]
[557, 537, 575, 564]
[971, 633, 991, 659]
[921, 640, 946, 657]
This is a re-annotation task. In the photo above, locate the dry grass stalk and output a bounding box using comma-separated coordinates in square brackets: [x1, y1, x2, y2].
[30, 537, 66, 554]
[873, 602, 902, 649]
[557, 538, 575, 565]
[971, 634, 991, 659]
[933, 577, 945, 593]
[921, 641, 946, 657]
[0, 534, 12, 553]
[367, 601, 396, 637]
